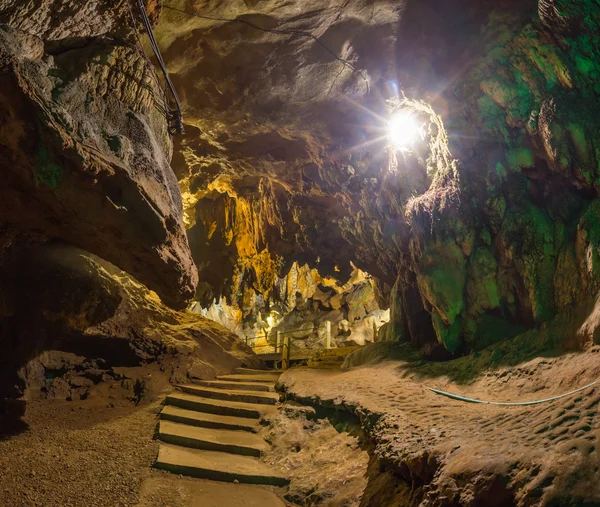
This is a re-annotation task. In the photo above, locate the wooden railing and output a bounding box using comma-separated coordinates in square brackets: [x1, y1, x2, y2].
[249, 321, 333, 370]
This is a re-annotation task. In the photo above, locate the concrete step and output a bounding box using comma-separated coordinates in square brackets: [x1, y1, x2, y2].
[165, 392, 276, 419]
[176, 384, 279, 406]
[193, 379, 275, 392]
[312, 352, 344, 358]
[234, 368, 282, 375]
[311, 346, 361, 358]
[155, 443, 289, 487]
[160, 405, 260, 433]
[138, 476, 286, 507]
[158, 421, 268, 457]
[217, 373, 281, 383]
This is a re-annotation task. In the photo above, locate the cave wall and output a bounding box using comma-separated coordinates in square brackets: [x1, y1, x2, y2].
[391, 0, 600, 353]
[0, 1, 256, 421]
[0, 1, 197, 308]
[3, 0, 600, 364]
[0, 243, 258, 414]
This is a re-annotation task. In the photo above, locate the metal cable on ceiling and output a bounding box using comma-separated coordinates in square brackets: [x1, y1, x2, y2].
[128, 1, 372, 136]
[133, 0, 184, 135]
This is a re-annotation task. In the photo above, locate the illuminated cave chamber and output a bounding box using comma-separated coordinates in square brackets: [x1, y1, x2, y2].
[191, 262, 390, 353]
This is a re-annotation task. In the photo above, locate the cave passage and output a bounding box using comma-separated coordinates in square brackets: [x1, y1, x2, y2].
[194, 262, 391, 365]
[2, 0, 600, 505]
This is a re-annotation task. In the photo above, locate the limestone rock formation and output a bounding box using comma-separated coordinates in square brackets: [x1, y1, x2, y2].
[165, 0, 405, 307]
[4, 1, 600, 503]
[4, 0, 600, 359]
[0, 2, 197, 308]
[195, 263, 390, 351]
[0, 244, 258, 409]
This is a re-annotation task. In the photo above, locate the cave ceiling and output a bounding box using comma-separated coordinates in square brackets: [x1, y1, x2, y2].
[152, 0, 536, 305]
[159, 0, 406, 298]
[3, 0, 600, 354]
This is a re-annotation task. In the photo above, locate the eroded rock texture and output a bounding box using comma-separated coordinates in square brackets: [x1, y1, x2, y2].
[0, 1, 197, 308]
[163, 0, 405, 305]
[0, 243, 257, 411]
[195, 262, 390, 349]
[3, 0, 600, 357]
[402, 0, 600, 352]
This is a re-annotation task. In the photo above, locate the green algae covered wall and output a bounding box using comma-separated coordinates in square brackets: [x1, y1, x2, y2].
[384, 0, 600, 355]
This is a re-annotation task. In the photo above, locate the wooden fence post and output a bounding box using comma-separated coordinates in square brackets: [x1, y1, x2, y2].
[324, 321, 331, 349]
[282, 334, 290, 371]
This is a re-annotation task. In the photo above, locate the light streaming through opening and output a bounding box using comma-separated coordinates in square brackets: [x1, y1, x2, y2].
[387, 112, 421, 150]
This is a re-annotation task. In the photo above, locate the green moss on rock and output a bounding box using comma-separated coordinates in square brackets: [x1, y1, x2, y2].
[35, 146, 65, 188]
[506, 147, 534, 172]
[431, 311, 462, 353]
[502, 203, 556, 323]
[417, 240, 466, 328]
[465, 248, 500, 316]
[469, 314, 525, 351]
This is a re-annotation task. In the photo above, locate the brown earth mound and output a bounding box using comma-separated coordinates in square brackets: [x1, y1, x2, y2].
[280, 340, 600, 506]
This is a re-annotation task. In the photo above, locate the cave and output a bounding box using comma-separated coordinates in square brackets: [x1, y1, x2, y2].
[2, 0, 600, 505]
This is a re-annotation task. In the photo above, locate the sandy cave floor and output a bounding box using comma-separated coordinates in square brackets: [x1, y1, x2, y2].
[0, 370, 366, 507]
[0, 383, 287, 507]
[280, 345, 600, 505]
[5, 344, 600, 506]
[0, 396, 161, 507]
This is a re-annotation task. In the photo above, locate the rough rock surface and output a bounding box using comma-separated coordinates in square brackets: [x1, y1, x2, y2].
[279, 335, 600, 505]
[262, 402, 369, 506]
[0, 243, 258, 421]
[168, 0, 404, 309]
[152, 0, 600, 354]
[196, 262, 389, 350]
[3, 0, 600, 366]
[0, 3, 197, 308]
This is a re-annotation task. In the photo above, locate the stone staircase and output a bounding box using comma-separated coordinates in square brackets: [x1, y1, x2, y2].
[154, 368, 289, 487]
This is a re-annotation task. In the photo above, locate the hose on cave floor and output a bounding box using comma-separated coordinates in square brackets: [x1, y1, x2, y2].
[428, 379, 600, 406]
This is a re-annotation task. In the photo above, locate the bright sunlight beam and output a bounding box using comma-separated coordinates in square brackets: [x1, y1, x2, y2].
[387, 112, 421, 150]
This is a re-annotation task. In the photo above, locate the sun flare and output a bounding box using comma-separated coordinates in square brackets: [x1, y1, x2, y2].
[387, 112, 421, 150]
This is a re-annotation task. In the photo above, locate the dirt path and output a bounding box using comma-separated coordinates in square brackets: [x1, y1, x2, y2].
[0, 397, 162, 507]
[9, 343, 595, 506]
[279, 346, 600, 505]
[0, 368, 291, 507]
[0, 365, 371, 507]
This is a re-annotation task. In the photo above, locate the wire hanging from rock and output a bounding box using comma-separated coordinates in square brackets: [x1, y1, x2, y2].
[134, 0, 184, 135]
[131, 1, 371, 136]
[125, 0, 170, 118]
